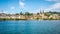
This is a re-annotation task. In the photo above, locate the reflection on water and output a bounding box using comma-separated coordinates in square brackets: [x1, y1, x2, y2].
[0, 20, 60, 34]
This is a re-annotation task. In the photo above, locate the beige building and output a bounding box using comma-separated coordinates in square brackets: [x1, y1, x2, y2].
[39, 14, 48, 19]
[49, 14, 60, 19]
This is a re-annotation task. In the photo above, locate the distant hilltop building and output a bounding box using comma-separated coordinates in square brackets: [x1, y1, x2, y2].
[0, 10, 6, 14]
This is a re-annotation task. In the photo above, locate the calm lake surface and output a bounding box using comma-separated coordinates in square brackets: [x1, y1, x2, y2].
[0, 20, 60, 34]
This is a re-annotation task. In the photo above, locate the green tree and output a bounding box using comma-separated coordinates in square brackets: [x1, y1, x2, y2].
[37, 13, 40, 15]
[24, 12, 32, 16]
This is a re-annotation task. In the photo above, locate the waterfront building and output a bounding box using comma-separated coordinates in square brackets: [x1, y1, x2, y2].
[49, 14, 60, 19]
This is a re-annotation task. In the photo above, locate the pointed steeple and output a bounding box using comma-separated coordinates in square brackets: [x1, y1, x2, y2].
[43, 10, 44, 13]
[1, 10, 6, 14]
[40, 9, 41, 13]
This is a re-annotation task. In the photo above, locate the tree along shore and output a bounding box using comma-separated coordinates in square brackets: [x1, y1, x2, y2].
[0, 11, 60, 20]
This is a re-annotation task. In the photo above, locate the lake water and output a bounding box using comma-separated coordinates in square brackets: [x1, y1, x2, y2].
[0, 20, 60, 34]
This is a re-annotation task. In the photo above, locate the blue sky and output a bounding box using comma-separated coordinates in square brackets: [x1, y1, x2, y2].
[0, 0, 60, 14]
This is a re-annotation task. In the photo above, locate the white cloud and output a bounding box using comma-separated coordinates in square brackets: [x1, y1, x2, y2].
[10, 6, 15, 10]
[45, 3, 60, 11]
[45, 0, 60, 2]
[19, 0, 25, 8]
[19, 2, 25, 7]
[50, 3, 60, 9]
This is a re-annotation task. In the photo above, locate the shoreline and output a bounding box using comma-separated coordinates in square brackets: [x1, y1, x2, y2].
[0, 12, 60, 20]
[0, 18, 60, 20]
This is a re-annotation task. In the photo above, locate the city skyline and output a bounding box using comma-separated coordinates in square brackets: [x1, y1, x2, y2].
[0, 0, 60, 14]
